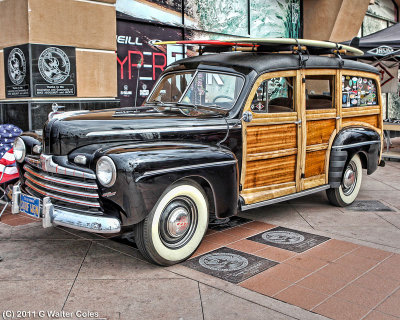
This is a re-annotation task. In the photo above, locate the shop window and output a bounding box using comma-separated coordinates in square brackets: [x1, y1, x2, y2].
[305, 75, 334, 109]
[342, 76, 378, 107]
[251, 77, 295, 113]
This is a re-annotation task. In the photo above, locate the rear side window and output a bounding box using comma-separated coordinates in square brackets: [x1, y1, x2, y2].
[251, 77, 295, 113]
[305, 75, 335, 109]
[342, 75, 378, 107]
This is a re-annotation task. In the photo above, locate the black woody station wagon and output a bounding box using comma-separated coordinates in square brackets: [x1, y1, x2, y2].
[11, 39, 384, 265]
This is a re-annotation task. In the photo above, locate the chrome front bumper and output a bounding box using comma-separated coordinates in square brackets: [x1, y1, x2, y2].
[12, 185, 121, 234]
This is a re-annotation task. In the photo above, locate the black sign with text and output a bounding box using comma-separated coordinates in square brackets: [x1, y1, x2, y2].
[4, 44, 31, 98]
[31, 44, 76, 97]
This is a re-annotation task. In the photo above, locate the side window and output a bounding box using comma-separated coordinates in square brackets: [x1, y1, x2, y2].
[342, 75, 378, 107]
[251, 77, 295, 113]
[305, 75, 335, 109]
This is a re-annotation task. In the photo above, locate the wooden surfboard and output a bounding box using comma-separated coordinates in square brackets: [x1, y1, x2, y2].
[155, 38, 364, 56]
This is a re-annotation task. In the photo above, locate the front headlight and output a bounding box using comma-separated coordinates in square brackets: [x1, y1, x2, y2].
[13, 137, 26, 163]
[96, 156, 117, 187]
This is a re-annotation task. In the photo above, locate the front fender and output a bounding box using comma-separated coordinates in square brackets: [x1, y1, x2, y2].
[328, 126, 381, 188]
[101, 142, 238, 225]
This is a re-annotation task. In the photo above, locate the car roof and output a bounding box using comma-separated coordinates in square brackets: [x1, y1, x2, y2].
[168, 52, 379, 75]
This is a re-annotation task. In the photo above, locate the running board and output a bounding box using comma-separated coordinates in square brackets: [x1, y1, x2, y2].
[240, 185, 330, 211]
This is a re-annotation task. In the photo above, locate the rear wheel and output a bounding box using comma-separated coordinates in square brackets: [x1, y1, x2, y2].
[134, 180, 209, 266]
[327, 153, 363, 207]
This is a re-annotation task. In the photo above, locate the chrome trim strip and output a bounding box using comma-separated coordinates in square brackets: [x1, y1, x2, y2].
[135, 160, 237, 182]
[24, 165, 98, 189]
[25, 173, 99, 198]
[331, 140, 381, 150]
[25, 181, 101, 207]
[52, 207, 121, 233]
[40, 154, 96, 179]
[240, 185, 330, 211]
[86, 125, 234, 137]
[25, 157, 41, 168]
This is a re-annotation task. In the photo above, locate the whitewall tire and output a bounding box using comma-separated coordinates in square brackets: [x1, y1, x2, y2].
[327, 153, 363, 207]
[134, 180, 209, 266]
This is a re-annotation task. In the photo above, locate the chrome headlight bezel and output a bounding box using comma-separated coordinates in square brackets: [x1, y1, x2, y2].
[96, 156, 117, 187]
[13, 137, 26, 163]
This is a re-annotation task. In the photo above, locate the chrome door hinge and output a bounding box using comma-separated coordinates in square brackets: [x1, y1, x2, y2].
[294, 119, 302, 127]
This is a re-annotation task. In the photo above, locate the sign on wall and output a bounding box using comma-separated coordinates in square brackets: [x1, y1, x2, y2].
[117, 20, 185, 107]
[4, 44, 31, 98]
[3, 44, 77, 98]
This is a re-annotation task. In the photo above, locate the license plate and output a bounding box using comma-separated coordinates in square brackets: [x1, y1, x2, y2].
[20, 194, 41, 218]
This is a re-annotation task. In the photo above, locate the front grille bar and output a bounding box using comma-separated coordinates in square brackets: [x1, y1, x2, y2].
[25, 181, 101, 207]
[24, 172, 99, 198]
[24, 164, 98, 189]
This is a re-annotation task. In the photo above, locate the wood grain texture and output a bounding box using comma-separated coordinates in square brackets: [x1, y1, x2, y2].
[247, 148, 297, 161]
[303, 174, 326, 190]
[244, 155, 296, 189]
[247, 124, 297, 154]
[342, 115, 379, 128]
[305, 150, 326, 178]
[306, 119, 336, 146]
[241, 184, 296, 204]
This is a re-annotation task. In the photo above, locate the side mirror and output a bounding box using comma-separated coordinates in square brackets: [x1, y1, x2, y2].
[242, 111, 253, 123]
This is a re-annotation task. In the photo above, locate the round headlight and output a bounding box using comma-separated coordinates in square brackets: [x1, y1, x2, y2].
[13, 137, 26, 163]
[96, 156, 117, 187]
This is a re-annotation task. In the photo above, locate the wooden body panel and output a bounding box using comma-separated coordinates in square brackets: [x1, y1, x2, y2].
[240, 68, 383, 206]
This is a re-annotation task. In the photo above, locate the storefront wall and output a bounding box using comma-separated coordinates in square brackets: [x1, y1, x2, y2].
[116, 0, 302, 107]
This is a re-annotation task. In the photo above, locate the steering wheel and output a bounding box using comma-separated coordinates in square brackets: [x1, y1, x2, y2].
[212, 95, 234, 103]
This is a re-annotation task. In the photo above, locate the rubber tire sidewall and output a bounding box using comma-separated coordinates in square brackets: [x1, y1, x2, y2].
[139, 180, 208, 266]
[327, 153, 363, 207]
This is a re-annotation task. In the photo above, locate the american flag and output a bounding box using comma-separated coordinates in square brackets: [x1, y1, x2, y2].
[0, 124, 22, 182]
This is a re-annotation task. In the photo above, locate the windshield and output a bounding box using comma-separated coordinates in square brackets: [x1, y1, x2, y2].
[148, 71, 244, 110]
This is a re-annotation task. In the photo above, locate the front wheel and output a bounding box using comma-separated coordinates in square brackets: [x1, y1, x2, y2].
[134, 180, 209, 266]
[326, 153, 363, 207]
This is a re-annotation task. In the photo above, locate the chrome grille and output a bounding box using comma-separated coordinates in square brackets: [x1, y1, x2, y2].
[22, 158, 101, 211]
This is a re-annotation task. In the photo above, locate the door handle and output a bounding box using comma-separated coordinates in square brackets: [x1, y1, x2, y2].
[294, 119, 302, 127]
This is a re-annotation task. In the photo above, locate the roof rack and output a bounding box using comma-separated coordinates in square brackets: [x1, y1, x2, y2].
[154, 38, 364, 57]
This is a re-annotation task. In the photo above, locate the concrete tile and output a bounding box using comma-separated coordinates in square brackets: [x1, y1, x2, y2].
[274, 285, 328, 310]
[64, 278, 203, 320]
[363, 310, 400, 320]
[297, 272, 347, 295]
[191, 240, 222, 258]
[240, 271, 292, 296]
[260, 263, 311, 283]
[334, 283, 389, 309]
[78, 242, 182, 280]
[351, 245, 393, 261]
[227, 239, 268, 254]
[0, 280, 73, 310]
[200, 283, 295, 320]
[376, 212, 400, 229]
[10, 225, 79, 240]
[204, 232, 242, 245]
[372, 257, 400, 281]
[316, 262, 364, 282]
[352, 271, 400, 295]
[360, 175, 395, 191]
[253, 246, 297, 262]
[284, 255, 329, 271]
[312, 296, 370, 320]
[0, 223, 11, 239]
[376, 288, 400, 317]
[0, 240, 90, 280]
[221, 226, 261, 238]
[240, 220, 277, 231]
[334, 252, 381, 272]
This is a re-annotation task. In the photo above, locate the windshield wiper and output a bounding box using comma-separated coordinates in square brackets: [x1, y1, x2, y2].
[176, 103, 229, 116]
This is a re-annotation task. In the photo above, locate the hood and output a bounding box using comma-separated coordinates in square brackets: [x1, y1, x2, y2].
[44, 108, 232, 156]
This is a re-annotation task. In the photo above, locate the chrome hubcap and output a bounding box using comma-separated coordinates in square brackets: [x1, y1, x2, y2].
[166, 207, 191, 238]
[159, 196, 198, 249]
[342, 161, 358, 196]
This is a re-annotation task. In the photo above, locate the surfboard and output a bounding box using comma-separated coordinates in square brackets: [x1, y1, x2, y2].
[154, 38, 364, 56]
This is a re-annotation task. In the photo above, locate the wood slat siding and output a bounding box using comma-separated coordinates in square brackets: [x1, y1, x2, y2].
[342, 115, 379, 128]
[246, 124, 297, 154]
[306, 119, 336, 146]
[305, 150, 326, 178]
[244, 155, 296, 189]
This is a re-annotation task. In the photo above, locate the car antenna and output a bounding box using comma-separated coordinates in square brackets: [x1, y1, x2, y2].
[134, 57, 143, 112]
